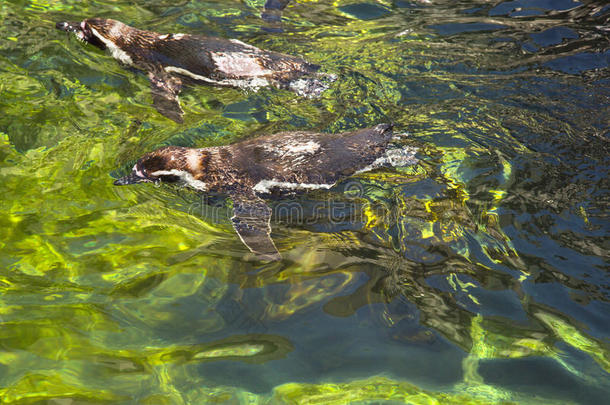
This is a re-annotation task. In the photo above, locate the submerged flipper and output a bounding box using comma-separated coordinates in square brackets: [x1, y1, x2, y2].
[148, 71, 184, 123]
[231, 194, 280, 261]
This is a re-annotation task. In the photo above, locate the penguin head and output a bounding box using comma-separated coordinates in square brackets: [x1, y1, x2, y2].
[114, 147, 182, 186]
[56, 19, 115, 50]
[114, 147, 207, 192]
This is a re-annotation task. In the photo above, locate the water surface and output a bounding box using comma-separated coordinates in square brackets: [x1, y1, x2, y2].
[0, 0, 609, 403]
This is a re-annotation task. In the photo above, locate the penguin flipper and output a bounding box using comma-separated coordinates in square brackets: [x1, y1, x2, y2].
[148, 71, 184, 123]
[230, 194, 281, 261]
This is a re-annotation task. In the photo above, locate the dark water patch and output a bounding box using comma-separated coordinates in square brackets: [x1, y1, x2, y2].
[479, 356, 608, 404]
[338, 3, 391, 20]
[530, 26, 579, 48]
[543, 50, 610, 74]
[428, 22, 508, 36]
[490, 0, 583, 17]
[223, 99, 269, 123]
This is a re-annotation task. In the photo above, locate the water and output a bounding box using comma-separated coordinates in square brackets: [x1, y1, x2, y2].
[0, 0, 608, 403]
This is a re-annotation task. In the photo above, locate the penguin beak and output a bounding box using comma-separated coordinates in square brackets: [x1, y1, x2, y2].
[114, 172, 150, 186]
[56, 20, 104, 48]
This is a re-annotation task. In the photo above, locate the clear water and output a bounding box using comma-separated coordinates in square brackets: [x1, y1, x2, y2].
[1, 0, 608, 403]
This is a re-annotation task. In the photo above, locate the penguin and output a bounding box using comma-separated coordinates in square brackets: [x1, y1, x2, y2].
[113, 124, 418, 260]
[56, 18, 334, 123]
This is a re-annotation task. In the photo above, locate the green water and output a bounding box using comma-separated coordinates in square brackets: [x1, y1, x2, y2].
[1, 0, 609, 403]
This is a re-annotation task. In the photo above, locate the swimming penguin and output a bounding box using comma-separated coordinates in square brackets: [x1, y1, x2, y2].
[113, 124, 417, 260]
[55, 18, 334, 123]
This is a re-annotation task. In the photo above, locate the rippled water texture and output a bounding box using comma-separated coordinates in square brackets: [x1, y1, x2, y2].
[1, 0, 609, 403]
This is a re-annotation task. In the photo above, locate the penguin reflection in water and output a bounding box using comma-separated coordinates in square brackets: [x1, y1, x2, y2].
[55, 17, 333, 123]
[114, 124, 418, 261]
